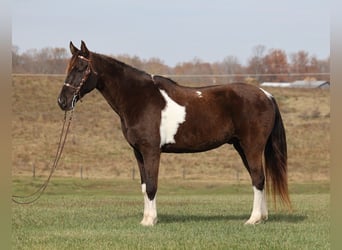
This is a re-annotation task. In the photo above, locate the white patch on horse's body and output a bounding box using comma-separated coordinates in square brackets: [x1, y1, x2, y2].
[245, 186, 268, 224]
[141, 184, 157, 226]
[196, 90, 203, 98]
[159, 89, 186, 147]
[259, 88, 273, 100]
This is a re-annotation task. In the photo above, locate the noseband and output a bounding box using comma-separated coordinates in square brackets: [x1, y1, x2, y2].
[63, 55, 98, 107]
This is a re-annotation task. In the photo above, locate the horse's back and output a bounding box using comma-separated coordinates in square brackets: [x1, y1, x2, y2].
[156, 80, 274, 153]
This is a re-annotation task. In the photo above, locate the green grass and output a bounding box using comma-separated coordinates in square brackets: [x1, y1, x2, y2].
[12, 178, 330, 249]
[12, 75, 330, 248]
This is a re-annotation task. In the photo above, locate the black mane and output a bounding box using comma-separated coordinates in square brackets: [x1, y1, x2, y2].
[91, 52, 152, 80]
[91, 52, 181, 85]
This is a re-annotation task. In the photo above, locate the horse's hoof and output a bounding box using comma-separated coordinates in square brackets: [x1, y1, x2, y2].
[140, 216, 158, 226]
[244, 215, 268, 225]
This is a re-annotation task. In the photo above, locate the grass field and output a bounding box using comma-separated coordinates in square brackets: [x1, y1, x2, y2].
[12, 75, 330, 249]
[12, 178, 330, 250]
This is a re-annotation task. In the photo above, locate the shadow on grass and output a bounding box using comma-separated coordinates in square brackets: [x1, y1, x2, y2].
[269, 213, 308, 223]
[159, 213, 307, 224]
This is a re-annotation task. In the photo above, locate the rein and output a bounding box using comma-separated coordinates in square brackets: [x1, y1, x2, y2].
[12, 55, 96, 204]
[12, 110, 74, 204]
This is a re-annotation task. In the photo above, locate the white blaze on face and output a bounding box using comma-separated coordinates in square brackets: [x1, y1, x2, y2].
[159, 89, 186, 147]
[259, 88, 273, 100]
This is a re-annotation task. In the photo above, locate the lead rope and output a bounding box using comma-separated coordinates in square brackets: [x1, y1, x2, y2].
[12, 110, 74, 204]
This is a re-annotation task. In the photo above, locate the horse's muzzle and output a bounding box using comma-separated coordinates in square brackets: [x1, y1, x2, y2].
[58, 95, 71, 111]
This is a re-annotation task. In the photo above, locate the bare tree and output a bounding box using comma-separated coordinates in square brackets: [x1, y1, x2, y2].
[142, 57, 170, 75]
[12, 46, 69, 74]
[247, 45, 266, 82]
[290, 51, 309, 74]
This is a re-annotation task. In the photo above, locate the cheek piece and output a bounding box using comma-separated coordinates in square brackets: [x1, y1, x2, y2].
[63, 55, 98, 109]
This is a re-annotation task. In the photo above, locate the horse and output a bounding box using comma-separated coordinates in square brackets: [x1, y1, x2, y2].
[58, 41, 290, 226]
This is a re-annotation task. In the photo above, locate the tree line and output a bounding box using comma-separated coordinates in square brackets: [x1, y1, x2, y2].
[12, 45, 329, 84]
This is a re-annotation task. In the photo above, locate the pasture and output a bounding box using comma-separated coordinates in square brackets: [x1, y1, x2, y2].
[12, 75, 330, 249]
[12, 178, 329, 249]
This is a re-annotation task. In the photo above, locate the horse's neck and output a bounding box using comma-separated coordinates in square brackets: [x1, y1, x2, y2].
[94, 55, 147, 117]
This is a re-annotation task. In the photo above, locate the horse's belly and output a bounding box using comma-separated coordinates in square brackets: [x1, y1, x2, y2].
[160, 138, 227, 153]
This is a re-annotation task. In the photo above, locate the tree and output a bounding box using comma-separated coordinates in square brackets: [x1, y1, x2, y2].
[219, 56, 243, 82]
[290, 50, 309, 74]
[247, 45, 266, 81]
[173, 57, 212, 75]
[262, 49, 289, 82]
[12, 44, 329, 82]
[142, 57, 170, 75]
[308, 55, 330, 81]
[172, 58, 214, 85]
[12, 45, 23, 72]
[12, 46, 69, 74]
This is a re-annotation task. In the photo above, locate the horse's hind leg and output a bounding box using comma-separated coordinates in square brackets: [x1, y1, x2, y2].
[233, 142, 268, 224]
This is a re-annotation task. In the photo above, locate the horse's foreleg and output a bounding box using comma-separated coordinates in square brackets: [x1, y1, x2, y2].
[138, 150, 160, 226]
[133, 149, 146, 185]
[141, 183, 158, 226]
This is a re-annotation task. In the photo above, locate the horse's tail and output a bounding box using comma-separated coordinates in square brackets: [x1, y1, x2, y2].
[264, 97, 291, 209]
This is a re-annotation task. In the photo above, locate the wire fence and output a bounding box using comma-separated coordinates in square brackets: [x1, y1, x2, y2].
[12, 74, 330, 182]
[12, 72, 330, 87]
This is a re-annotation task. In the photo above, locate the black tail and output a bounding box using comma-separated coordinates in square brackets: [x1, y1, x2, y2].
[264, 98, 291, 209]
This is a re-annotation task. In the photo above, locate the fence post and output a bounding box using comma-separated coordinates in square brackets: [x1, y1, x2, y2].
[32, 163, 35, 179]
[132, 167, 135, 180]
[236, 169, 240, 185]
[80, 166, 83, 179]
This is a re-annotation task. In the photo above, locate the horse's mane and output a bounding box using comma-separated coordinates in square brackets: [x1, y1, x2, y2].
[92, 52, 152, 79]
[91, 52, 181, 85]
[66, 50, 178, 85]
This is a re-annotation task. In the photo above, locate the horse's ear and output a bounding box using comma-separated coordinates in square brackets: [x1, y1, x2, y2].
[80, 40, 89, 57]
[69, 41, 79, 55]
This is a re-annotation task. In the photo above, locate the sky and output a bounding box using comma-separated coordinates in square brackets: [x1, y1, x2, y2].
[12, 0, 330, 66]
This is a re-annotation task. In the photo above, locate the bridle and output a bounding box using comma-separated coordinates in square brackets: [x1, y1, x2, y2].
[63, 55, 98, 107]
[12, 55, 98, 204]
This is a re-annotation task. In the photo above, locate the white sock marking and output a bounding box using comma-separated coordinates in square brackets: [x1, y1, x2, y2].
[141, 183, 157, 226]
[252, 186, 263, 216]
[142, 192, 157, 226]
[245, 186, 268, 224]
[159, 89, 186, 147]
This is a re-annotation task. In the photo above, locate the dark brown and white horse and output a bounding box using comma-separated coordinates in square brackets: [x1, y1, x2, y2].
[58, 41, 290, 226]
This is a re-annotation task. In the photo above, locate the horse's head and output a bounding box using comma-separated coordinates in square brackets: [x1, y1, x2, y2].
[57, 41, 98, 111]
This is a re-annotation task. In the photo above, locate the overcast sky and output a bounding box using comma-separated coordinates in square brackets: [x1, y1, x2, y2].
[12, 0, 330, 66]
